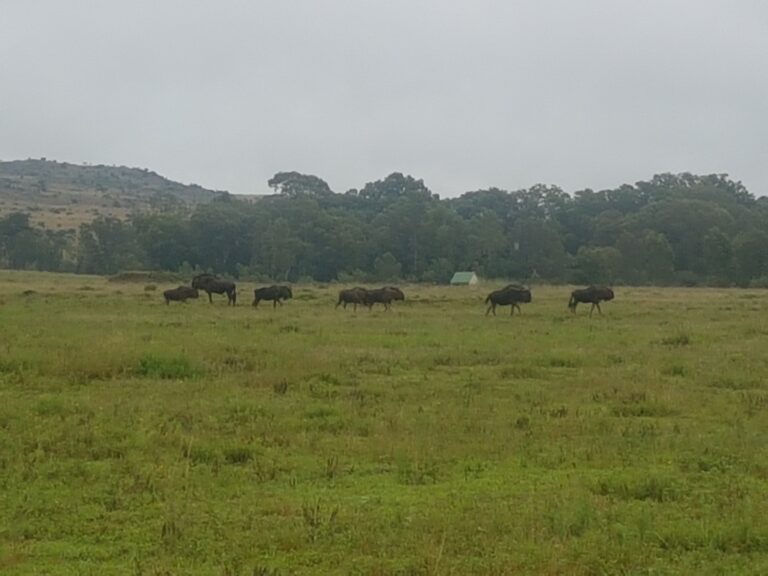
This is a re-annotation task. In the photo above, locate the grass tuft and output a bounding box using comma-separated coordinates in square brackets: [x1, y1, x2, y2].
[660, 332, 691, 347]
[135, 354, 200, 380]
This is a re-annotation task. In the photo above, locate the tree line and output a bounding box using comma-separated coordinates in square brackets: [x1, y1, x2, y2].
[2, 170, 768, 287]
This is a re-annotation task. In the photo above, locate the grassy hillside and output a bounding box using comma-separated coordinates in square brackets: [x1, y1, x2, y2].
[1, 272, 767, 574]
[0, 159, 223, 231]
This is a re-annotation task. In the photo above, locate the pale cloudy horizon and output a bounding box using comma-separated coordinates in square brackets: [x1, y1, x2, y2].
[1, 1, 767, 197]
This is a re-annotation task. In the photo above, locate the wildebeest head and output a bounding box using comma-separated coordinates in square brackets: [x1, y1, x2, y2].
[384, 286, 405, 301]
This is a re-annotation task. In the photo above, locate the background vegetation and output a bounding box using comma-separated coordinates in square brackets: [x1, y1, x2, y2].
[2, 161, 768, 287]
[1, 272, 767, 574]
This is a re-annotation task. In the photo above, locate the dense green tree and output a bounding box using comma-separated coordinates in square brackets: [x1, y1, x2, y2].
[0, 212, 69, 271]
[616, 230, 675, 284]
[422, 257, 454, 284]
[189, 198, 253, 274]
[701, 227, 732, 281]
[573, 246, 622, 285]
[372, 252, 402, 282]
[267, 172, 333, 197]
[132, 214, 192, 271]
[732, 230, 768, 286]
[630, 199, 734, 274]
[77, 217, 145, 274]
[251, 218, 305, 281]
[464, 212, 508, 277]
[508, 218, 570, 281]
[1, 170, 764, 287]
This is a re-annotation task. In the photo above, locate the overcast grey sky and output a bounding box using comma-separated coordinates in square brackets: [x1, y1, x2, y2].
[1, 1, 766, 197]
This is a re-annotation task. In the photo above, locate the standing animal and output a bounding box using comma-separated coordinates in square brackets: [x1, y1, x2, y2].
[336, 287, 368, 311]
[485, 285, 532, 316]
[364, 287, 402, 311]
[191, 273, 237, 306]
[252, 285, 293, 308]
[568, 285, 614, 316]
[384, 286, 405, 301]
[163, 286, 199, 305]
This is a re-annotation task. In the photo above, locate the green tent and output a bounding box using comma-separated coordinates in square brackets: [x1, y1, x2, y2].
[450, 271, 479, 285]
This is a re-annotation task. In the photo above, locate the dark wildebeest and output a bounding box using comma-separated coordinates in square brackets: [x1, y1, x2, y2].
[384, 286, 405, 302]
[252, 285, 293, 308]
[163, 285, 199, 304]
[364, 287, 403, 311]
[336, 287, 368, 311]
[568, 285, 614, 316]
[191, 273, 237, 306]
[485, 284, 532, 316]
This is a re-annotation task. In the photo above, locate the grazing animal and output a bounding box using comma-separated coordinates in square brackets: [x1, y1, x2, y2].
[568, 285, 614, 316]
[384, 286, 405, 301]
[252, 285, 293, 308]
[163, 285, 199, 305]
[485, 285, 532, 316]
[191, 273, 237, 306]
[336, 287, 368, 311]
[364, 287, 402, 311]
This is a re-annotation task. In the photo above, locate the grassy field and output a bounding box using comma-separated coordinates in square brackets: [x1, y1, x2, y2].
[1, 271, 767, 575]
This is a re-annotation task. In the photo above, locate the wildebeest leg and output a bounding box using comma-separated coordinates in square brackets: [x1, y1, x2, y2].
[595, 302, 602, 315]
[273, 300, 278, 309]
[207, 291, 213, 304]
[589, 303, 596, 317]
[277, 299, 283, 307]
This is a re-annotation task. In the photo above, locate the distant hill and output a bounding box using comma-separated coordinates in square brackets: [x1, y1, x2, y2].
[0, 159, 224, 231]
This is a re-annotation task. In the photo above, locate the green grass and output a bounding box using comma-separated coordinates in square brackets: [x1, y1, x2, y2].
[1, 272, 768, 574]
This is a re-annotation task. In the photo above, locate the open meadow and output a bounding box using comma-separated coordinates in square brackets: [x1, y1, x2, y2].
[1, 271, 768, 575]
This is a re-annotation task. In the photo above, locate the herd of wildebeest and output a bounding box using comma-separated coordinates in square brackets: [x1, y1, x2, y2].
[162, 274, 615, 316]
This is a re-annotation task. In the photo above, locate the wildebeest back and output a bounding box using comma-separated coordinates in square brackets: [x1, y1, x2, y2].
[163, 285, 199, 304]
[253, 285, 293, 306]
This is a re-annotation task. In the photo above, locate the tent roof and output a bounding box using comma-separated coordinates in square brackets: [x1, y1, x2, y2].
[450, 271, 477, 284]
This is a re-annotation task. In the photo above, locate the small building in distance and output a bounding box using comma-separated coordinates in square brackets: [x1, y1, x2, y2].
[450, 271, 479, 286]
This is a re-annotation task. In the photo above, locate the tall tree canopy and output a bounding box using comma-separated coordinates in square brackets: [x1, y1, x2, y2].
[2, 170, 766, 287]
